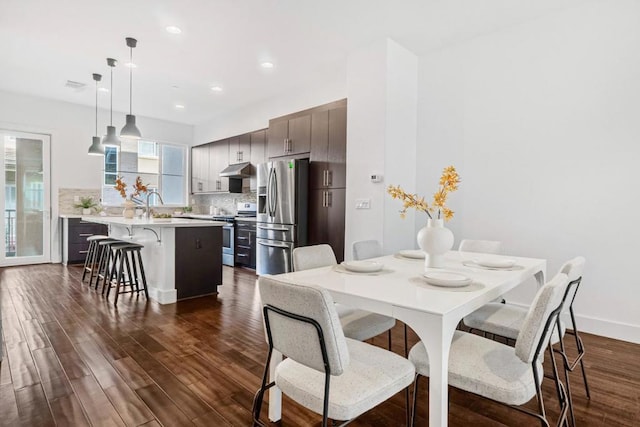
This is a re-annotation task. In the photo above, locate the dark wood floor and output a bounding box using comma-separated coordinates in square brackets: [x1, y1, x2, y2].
[0, 263, 638, 426]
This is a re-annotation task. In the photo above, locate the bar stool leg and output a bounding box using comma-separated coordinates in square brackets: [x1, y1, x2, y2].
[106, 249, 120, 299]
[114, 251, 125, 306]
[136, 250, 149, 299]
[99, 246, 112, 295]
[81, 240, 96, 282]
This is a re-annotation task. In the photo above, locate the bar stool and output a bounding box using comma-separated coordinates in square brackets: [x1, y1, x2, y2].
[92, 238, 122, 290]
[98, 240, 132, 296]
[82, 235, 110, 284]
[107, 243, 149, 306]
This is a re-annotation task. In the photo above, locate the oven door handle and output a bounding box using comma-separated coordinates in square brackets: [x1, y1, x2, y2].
[257, 241, 290, 249]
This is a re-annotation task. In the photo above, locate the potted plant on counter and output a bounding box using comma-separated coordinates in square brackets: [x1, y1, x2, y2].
[74, 196, 98, 215]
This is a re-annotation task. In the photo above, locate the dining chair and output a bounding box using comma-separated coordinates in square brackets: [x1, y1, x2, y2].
[462, 257, 588, 427]
[253, 275, 415, 426]
[292, 244, 396, 347]
[458, 239, 503, 254]
[352, 239, 383, 261]
[409, 273, 570, 427]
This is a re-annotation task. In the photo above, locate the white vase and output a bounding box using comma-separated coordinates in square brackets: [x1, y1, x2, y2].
[122, 199, 136, 219]
[82, 208, 91, 216]
[417, 218, 454, 269]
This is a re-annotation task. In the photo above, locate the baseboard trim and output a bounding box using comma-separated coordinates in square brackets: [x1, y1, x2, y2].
[507, 301, 640, 345]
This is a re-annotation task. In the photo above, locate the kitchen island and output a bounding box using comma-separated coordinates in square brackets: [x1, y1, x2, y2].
[81, 216, 226, 304]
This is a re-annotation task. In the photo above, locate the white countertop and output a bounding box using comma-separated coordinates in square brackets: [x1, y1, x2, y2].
[80, 216, 227, 228]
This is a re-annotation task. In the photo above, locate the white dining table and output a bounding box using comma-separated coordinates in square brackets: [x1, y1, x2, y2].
[265, 250, 546, 427]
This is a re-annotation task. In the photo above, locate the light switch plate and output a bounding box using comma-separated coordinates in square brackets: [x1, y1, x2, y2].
[355, 198, 371, 209]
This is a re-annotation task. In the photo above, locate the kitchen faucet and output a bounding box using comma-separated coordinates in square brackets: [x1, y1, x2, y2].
[145, 190, 164, 220]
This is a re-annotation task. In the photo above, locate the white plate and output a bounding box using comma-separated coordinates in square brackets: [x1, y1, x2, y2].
[398, 250, 425, 259]
[475, 258, 516, 269]
[422, 271, 472, 287]
[341, 261, 384, 273]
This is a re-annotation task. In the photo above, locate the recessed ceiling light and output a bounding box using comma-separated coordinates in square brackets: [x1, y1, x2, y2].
[175, 104, 185, 109]
[124, 62, 137, 68]
[166, 26, 182, 34]
[211, 86, 223, 92]
[260, 62, 274, 69]
[98, 87, 109, 93]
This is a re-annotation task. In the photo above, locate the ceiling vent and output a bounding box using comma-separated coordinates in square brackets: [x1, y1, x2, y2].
[64, 80, 86, 91]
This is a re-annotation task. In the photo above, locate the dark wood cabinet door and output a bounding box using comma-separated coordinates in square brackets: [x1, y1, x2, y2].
[327, 106, 347, 189]
[175, 227, 222, 300]
[326, 188, 346, 262]
[288, 115, 311, 155]
[308, 189, 328, 246]
[267, 119, 289, 158]
[310, 110, 329, 189]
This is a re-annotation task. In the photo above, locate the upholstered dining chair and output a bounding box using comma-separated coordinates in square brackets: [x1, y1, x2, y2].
[292, 244, 397, 347]
[462, 257, 588, 427]
[253, 275, 415, 426]
[409, 273, 571, 427]
[352, 239, 383, 261]
[458, 239, 503, 254]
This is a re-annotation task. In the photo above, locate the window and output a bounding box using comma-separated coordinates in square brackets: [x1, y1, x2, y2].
[102, 140, 186, 206]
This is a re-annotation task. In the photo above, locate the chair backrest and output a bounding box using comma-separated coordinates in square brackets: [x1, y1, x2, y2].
[292, 244, 337, 271]
[515, 273, 569, 363]
[352, 240, 383, 260]
[258, 275, 350, 375]
[458, 239, 502, 254]
[558, 256, 586, 313]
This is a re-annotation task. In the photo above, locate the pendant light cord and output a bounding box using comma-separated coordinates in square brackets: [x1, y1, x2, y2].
[129, 46, 133, 114]
[110, 66, 114, 125]
[95, 79, 98, 136]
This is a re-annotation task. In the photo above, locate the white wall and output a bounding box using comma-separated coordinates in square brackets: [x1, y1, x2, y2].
[417, 1, 640, 343]
[346, 39, 418, 258]
[0, 90, 193, 263]
[193, 64, 347, 145]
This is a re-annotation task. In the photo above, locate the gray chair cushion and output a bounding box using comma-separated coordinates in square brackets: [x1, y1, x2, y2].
[409, 331, 543, 406]
[352, 240, 383, 260]
[458, 239, 502, 254]
[341, 310, 397, 342]
[292, 244, 337, 271]
[463, 302, 566, 344]
[276, 338, 415, 421]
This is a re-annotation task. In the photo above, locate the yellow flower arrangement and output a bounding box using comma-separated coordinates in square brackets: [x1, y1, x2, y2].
[387, 165, 460, 221]
[114, 176, 149, 200]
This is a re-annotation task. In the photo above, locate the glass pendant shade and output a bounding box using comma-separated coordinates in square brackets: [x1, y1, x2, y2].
[88, 136, 104, 156]
[120, 114, 141, 139]
[102, 125, 121, 147]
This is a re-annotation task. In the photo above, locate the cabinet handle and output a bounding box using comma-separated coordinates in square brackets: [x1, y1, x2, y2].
[196, 239, 202, 249]
[288, 139, 292, 153]
[239, 151, 243, 162]
[237, 253, 249, 257]
[327, 191, 332, 207]
[198, 182, 203, 191]
[78, 250, 89, 254]
[78, 233, 93, 237]
[283, 139, 288, 153]
[322, 191, 327, 208]
[327, 170, 332, 187]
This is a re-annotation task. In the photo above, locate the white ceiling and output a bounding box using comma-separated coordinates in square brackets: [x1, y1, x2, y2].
[0, 0, 587, 125]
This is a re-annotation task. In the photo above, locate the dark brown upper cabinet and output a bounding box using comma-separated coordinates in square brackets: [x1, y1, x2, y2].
[310, 104, 347, 190]
[268, 114, 311, 158]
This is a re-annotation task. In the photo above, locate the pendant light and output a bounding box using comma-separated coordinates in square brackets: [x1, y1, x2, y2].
[102, 58, 121, 147]
[120, 37, 142, 139]
[88, 73, 105, 156]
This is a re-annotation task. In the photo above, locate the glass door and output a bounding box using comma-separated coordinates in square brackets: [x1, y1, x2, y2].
[0, 129, 51, 266]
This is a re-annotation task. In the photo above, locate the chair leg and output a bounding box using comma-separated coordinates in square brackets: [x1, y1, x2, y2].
[388, 329, 392, 351]
[410, 374, 420, 427]
[404, 324, 409, 357]
[570, 308, 591, 399]
[557, 336, 576, 427]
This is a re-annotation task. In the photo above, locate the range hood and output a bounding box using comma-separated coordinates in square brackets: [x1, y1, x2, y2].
[219, 162, 251, 178]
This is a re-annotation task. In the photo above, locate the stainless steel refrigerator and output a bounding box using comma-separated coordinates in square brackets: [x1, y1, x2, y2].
[256, 159, 308, 275]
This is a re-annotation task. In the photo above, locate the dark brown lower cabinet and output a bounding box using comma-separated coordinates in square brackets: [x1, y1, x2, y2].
[235, 220, 256, 269]
[308, 188, 346, 262]
[63, 218, 108, 265]
[174, 227, 222, 300]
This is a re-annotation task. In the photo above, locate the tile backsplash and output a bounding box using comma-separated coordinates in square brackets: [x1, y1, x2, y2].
[192, 192, 257, 215]
[58, 188, 102, 215]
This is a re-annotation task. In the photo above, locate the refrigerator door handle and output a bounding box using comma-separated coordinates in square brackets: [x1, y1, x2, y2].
[267, 166, 275, 217]
[258, 240, 290, 249]
[257, 225, 289, 232]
